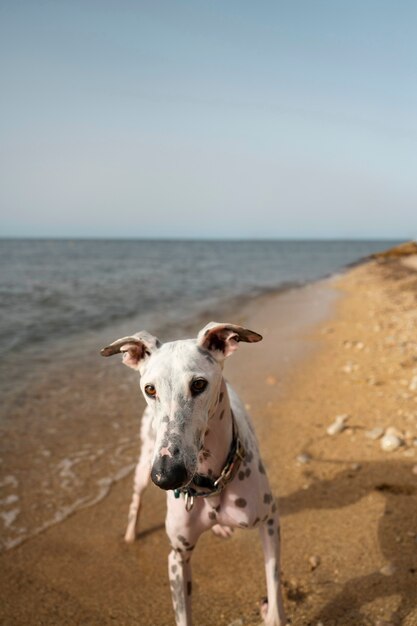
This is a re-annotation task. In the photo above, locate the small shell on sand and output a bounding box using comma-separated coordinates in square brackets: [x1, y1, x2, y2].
[327, 414, 349, 436]
[365, 427, 385, 440]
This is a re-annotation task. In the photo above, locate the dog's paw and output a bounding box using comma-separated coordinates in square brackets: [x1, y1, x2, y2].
[259, 597, 268, 620]
[259, 598, 289, 626]
[211, 524, 234, 539]
[124, 524, 137, 543]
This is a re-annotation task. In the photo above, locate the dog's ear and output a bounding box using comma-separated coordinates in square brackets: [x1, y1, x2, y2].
[197, 322, 262, 359]
[100, 331, 161, 370]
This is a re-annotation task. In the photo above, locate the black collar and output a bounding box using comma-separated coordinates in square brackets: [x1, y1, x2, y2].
[173, 415, 245, 509]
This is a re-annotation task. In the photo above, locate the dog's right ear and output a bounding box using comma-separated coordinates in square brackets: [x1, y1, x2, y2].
[100, 331, 161, 371]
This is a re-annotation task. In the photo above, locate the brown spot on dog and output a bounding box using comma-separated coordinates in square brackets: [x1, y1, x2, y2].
[274, 564, 279, 582]
[171, 564, 177, 574]
[245, 468, 251, 477]
[235, 497, 247, 508]
[178, 535, 190, 546]
[271, 501, 277, 513]
[208, 510, 216, 520]
[245, 449, 254, 464]
[258, 460, 266, 474]
[267, 518, 274, 526]
[268, 528, 274, 536]
[238, 470, 245, 480]
[263, 493, 273, 504]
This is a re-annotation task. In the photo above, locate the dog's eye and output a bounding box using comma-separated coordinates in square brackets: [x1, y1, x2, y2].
[191, 378, 208, 395]
[144, 384, 157, 398]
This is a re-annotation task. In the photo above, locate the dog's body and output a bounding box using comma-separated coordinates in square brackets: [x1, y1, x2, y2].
[101, 322, 287, 626]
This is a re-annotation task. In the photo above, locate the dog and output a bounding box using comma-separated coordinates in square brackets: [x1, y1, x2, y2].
[101, 322, 287, 626]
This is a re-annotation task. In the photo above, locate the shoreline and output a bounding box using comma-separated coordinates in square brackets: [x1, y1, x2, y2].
[1, 251, 416, 625]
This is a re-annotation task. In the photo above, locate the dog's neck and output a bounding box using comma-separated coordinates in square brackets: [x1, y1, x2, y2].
[197, 378, 234, 478]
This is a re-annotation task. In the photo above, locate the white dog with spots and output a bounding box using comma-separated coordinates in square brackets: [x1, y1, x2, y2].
[101, 322, 287, 626]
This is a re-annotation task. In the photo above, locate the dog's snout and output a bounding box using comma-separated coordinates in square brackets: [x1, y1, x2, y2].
[151, 457, 188, 491]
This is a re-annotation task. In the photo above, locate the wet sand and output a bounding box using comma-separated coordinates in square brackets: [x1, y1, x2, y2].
[1, 254, 417, 625]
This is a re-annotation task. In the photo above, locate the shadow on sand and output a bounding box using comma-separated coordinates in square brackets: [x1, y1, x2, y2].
[280, 460, 417, 625]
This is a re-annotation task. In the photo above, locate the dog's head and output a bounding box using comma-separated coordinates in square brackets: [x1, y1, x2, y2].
[101, 322, 262, 490]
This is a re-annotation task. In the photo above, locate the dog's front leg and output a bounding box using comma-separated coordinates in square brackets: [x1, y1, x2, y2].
[165, 497, 205, 626]
[259, 509, 287, 626]
[167, 544, 194, 626]
[125, 408, 154, 543]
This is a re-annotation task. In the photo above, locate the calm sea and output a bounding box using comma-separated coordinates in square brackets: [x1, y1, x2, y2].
[0, 239, 399, 551]
[0, 239, 398, 356]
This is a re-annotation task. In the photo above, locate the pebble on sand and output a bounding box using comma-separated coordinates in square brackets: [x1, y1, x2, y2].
[380, 428, 404, 452]
[379, 562, 396, 576]
[409, 375, 417, 391]
[309, 555, 321, 570]
[342, 362, 357, 374]
[296, 453, 312, 465]
[326, 414, 349, 436]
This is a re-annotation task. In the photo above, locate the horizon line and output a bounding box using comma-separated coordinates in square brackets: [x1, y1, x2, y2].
[0, 236, 410, 243]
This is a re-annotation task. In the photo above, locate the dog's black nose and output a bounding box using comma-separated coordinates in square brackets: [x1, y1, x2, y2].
[151, 457, 188, 490]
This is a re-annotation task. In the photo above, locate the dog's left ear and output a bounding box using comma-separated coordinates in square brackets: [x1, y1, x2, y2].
[197, 322, 262, 359]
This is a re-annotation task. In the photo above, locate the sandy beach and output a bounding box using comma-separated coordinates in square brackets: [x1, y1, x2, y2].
[1, 248, 417, 626]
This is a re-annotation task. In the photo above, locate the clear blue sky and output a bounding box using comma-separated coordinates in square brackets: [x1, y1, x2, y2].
[0, 1, 416, 239]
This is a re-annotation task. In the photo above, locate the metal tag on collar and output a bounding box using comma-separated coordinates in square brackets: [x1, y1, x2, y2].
[173, 489, 181, 499]
[184, 491, 194, 512]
